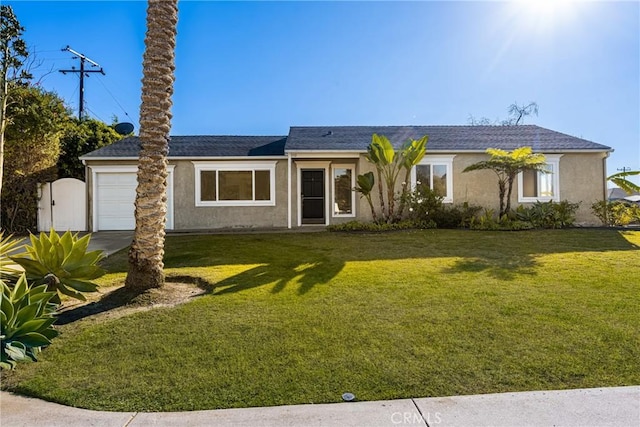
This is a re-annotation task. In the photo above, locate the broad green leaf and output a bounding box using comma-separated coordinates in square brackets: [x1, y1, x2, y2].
[57, 283, 87, 301]
[5, 342, 28, 361]
[62, 278, 99, 293]
[371, 134, 395, 166]
[18, 332, 52, 348]
[10, 257, 50, 277]
[16, 303, 39, 325]
[12, 274, 29, 301]
[13, 318, 57, 337]
[68, 265, 105, 280]
[59, 231, 74, 258]
[355, 172, 375, 194]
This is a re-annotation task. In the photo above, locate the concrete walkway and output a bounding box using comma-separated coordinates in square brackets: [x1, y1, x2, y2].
[1, 386, 638, 427]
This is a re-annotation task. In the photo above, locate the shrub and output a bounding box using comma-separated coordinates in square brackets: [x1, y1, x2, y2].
[1, 274, 59, 370]
[327, 220, 435, 232]
[405, 185, 482, 229]
[515, 200, 580, 229]
[10, 230, 105, 302]
[469, 209, 534, 231]
[406, 184, 444, 220]
[591, 200, 640, 226]
[433, 202, 483, 229]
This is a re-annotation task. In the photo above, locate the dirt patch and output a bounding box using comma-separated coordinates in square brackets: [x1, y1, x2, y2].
[56, 279, 210, 325]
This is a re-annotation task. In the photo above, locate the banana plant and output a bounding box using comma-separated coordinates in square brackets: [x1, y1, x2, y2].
[10, 230, 105, 302]
[1, 274, 59, 369]
[395, 135, 428, 221]
[365, 134, 397, 220]
[364, 133, 428, 223]
[354, 171, 378, 223]
[607, 170, 640, 195]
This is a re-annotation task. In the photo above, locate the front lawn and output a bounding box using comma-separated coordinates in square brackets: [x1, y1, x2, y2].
[3, 229, 639, 411]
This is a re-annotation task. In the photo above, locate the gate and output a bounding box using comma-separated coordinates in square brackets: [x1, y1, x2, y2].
[38, 178, 87, 231]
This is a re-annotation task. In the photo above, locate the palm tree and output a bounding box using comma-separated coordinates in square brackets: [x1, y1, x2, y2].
[125, 0, 178, 291]
[463, 147, 548, 217]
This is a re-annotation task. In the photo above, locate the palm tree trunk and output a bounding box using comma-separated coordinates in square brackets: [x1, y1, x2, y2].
[498, 179, 507, 218]
[504, 174, 516, 216]
[125, 0, 178, 291]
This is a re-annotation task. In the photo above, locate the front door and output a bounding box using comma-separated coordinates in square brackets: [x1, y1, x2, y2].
[301, 169, 325, 224]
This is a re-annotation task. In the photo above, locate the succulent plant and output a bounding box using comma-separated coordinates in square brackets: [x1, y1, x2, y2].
[0, 232, 24, 285]
[1, 274, 59, 369]
[11, 230, 105, 302]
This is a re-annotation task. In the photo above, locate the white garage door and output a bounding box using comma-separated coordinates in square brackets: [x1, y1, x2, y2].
[96, 173, 137, 230]
[92, 167, 174, 231]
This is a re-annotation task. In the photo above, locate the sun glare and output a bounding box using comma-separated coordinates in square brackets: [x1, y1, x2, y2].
[517, 0, 578, 29]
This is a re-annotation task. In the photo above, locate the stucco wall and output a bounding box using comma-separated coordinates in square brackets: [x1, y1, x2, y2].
[352, 151, 607, 225]
[85, 150, 607, 230]
[173, 159, 289, 229]
[446, 152, 607, 225]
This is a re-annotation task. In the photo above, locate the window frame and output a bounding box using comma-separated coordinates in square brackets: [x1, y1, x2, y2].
[193, 161, 277, 207]
[331, 164, 356, 218]
[517, 154, 562, 203]
[411, 155, 455, 203]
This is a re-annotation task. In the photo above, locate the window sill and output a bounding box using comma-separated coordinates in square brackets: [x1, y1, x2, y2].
[196, 201, 276, 207]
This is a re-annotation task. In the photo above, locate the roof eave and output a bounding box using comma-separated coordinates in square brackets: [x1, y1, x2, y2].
[82, 155, 288, 161]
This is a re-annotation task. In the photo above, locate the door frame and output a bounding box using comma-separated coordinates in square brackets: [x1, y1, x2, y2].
[296, 161, 330, 226]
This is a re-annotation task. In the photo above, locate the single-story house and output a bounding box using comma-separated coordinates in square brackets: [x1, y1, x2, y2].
[608, 188, 640, 204]
[80, 125, 612, 231]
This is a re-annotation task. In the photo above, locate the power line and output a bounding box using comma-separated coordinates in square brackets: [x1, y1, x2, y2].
[95, 74, 134, 122]
[58, 46, 105, 120]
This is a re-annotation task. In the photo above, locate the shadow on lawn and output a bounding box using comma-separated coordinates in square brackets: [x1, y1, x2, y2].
[213, 260, 344, 295]
[441, 255, 538, 280]
[56, 275, 213, 325]
[99, 229, 639, 297]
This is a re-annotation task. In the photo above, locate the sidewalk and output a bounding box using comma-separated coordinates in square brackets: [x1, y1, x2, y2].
[1, 386, 638, 427]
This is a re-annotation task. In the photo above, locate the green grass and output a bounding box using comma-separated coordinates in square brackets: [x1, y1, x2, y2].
[3, 229, 639, 411]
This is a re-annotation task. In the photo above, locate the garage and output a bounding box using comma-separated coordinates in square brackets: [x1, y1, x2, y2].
[90, 166, 174, 231]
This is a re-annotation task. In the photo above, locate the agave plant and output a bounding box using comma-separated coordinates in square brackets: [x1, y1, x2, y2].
[10, 230, 105, 302]
[0, 232, 24, 285]
[1, 274, 59, 369]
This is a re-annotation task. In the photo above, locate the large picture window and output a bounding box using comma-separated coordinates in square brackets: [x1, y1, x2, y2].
[332, 165, 355, 217]
[411, 155, 455, 203]
[193, 161, 276, 206]
[518, 155, 561, 202]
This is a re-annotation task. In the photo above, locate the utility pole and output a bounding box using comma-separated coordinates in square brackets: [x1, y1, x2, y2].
[617, 167, 631, 175]
[59, 46, 105, 120]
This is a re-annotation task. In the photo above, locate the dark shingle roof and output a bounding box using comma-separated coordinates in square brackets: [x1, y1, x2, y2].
[285, 125, 611, 152]
[81, 136, 287, 159]
[81, 125, 611, 159]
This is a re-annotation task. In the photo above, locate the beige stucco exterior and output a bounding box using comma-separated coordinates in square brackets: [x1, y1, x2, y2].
[84, 149, 608, 231]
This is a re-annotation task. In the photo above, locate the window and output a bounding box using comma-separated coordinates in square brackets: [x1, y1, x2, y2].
[193, 161, 276, 206]
[332, 165, 355, 217]
[411, 155, 455, 203]
[518, 155, 561, 202]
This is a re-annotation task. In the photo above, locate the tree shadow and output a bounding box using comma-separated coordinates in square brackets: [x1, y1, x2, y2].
[95, 229, 639, 298]
[440, 255, 539, 281]
[213, 260, 344, 295]
[55, 275, 213, 325]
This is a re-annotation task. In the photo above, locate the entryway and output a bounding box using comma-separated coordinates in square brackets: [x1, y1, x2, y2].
[301, 169, 325, 225]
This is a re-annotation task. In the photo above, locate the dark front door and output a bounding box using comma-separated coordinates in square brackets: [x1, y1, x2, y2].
[301, 169, 325, 224]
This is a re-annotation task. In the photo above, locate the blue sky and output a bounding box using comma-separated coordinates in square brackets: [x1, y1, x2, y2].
[8, 0, 640, 184]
